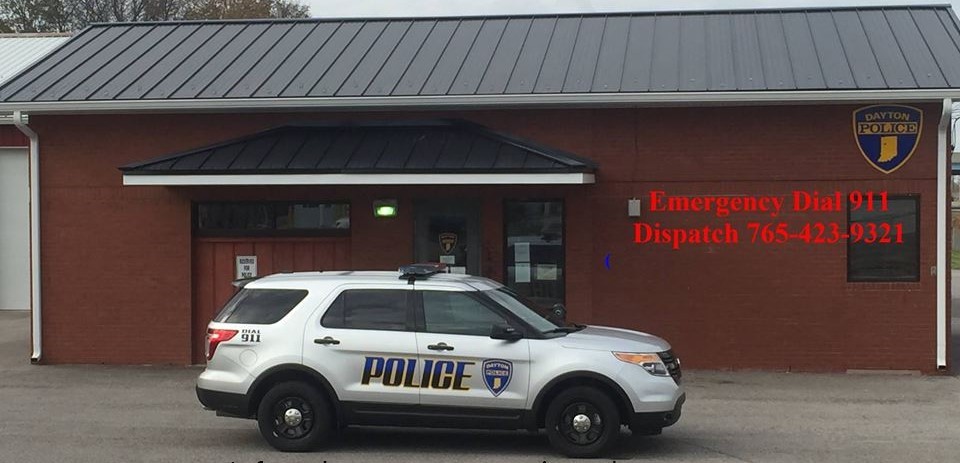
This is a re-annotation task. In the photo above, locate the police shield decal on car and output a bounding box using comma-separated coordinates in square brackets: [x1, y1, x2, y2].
[853, 105, 923, 174]
[482, 359, 512, 397]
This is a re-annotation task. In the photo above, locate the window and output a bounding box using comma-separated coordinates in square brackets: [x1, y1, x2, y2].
[483, 287, 560, 332]
[848, 196, 920, 282]
[195, 202, 349, 236]
[421, 291, 507, 336]
[214, 288, 308, 324]
[504, 200, 564, 306]
[322, 290, 410, 331]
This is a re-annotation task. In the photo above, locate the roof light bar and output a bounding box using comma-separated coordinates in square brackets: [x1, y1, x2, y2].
[399, 263, 448, 282]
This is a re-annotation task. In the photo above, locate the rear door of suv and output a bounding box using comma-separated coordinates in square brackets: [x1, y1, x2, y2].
[303, 284, 419, 405]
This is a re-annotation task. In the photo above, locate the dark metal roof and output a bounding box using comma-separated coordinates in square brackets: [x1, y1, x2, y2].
[5, 5, 960, 105]
[119, 120, 597, 175]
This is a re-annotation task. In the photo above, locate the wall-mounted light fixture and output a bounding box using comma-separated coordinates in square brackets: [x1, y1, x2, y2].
[373, 199, 399, 218]
[628, 198, 642, 217]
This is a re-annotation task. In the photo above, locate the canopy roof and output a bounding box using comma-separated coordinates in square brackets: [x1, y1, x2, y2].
[119, 120, 597, 185]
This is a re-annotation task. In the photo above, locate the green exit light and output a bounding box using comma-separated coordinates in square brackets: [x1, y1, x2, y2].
[373, 200, 398, 218]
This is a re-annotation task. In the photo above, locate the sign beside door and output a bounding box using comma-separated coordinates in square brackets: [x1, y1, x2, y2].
[236, 255, 258, 279]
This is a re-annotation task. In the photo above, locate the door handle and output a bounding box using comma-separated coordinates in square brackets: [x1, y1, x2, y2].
[427, 342, 454, 351]
[314, 336, 340, 345]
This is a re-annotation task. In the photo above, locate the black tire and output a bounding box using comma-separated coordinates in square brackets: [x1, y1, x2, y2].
[545, 386, 621, 458]
[256, 381, 332, 452]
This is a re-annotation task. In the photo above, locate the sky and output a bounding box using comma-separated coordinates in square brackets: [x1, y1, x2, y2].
[304, 0, 960, 18]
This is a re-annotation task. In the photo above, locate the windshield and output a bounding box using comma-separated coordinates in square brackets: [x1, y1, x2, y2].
[483, 287, 561, 332]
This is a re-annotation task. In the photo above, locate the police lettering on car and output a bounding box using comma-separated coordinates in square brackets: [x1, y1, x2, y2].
[361, 356, 472, 390]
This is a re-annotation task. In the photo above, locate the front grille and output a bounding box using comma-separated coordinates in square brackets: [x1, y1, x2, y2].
[658, 350, 682, 384]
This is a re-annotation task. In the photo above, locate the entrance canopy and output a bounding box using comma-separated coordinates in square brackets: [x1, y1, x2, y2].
[120, 120, 596, 185]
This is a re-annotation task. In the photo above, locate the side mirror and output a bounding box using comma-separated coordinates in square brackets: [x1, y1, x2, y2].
[490, 324, 523, 341]
[548, 303, 567, 324]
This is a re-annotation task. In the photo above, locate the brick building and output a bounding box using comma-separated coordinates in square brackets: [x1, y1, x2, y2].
[1, 6, 958, 372]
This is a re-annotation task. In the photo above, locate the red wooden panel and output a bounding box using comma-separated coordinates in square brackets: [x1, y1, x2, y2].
[192, 242, 215, 363]
[334, 240, 351, 269]
[273, 243, 295, 273]
[255, 241, 274, 275]
[294, 242, 314, 271]
[192, 236, 351, 364]
[314, 243, 334, 270]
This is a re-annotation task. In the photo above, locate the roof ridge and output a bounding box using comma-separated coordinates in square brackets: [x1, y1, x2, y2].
[85, 4, 955, 28]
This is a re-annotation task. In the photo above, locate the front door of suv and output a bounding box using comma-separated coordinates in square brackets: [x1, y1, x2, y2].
[413, 286, 531, 410]
[304, 286, 419, 405]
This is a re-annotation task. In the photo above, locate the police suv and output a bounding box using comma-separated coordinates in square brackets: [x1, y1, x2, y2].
[197, 264, 684, 457]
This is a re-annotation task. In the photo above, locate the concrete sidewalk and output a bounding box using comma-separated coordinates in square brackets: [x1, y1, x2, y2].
[1, 310, 958, 463]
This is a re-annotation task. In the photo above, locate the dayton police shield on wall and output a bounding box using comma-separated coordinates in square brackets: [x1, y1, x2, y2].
[439, 232, 458, 255]
[853, 105, 923, 174]
[482, 359, 512, 397]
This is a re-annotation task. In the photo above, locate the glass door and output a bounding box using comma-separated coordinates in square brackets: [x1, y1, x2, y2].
[413, 199, 481, 275]
[504, 200, 564, 306]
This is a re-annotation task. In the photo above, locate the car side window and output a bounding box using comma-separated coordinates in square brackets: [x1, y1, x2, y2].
[321, 289, 409, 331]
[420, 291, 507, 336]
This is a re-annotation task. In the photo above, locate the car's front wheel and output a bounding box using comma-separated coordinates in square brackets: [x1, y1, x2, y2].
[256, 381, 332, 452]
[545, 386, 621, 457]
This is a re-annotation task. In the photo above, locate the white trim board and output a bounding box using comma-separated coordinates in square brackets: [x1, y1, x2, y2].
[122, 173, 596, 186]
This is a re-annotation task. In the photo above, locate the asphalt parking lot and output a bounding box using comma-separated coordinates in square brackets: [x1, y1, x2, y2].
[1, 311, 959, 463]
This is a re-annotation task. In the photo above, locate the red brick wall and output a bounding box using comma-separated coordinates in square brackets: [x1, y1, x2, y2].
[30, 103, 945, 371]
[0, 125, 28, 146]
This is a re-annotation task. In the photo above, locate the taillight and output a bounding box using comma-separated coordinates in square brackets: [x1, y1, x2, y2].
[206, 328, 237, 361]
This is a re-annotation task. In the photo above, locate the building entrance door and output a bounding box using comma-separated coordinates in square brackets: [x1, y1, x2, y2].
[413, 200, 480, 275]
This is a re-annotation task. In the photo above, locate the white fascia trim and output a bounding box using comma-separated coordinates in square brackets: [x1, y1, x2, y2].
[4, 89, 960, 113]
[122, 173, 596, 186]
[937, 98, 951, 370]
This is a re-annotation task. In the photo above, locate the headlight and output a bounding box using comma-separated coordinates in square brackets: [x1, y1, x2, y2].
[613, 352, 669, 376]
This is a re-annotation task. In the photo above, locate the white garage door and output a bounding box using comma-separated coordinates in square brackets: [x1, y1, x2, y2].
[0, 148, 29, 311]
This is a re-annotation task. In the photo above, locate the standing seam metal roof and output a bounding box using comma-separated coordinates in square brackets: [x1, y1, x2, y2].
[3, 5, 960, 104]
[0, 35, 71, 85]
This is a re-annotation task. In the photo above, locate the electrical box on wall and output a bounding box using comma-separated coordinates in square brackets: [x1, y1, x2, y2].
[628, 198, 642, 217]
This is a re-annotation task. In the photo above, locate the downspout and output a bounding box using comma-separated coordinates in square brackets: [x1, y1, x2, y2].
[12, 111, 41, 364]
[937, 99, 952, 371]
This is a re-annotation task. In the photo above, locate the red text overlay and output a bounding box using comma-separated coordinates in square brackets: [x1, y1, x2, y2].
[634, 190, 900, 250]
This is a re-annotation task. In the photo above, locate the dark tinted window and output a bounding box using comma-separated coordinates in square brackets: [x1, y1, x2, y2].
[421, 291, 507, 336]
[196, 202, 350, 236]
[214, 288, 308, 324]
[848, 196, 919, 282]
[322, 290, 409, 331]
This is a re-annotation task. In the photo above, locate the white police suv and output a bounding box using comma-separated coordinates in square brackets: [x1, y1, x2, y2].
[197, 264, 684, 457]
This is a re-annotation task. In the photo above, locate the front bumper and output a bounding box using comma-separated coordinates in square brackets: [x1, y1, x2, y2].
[631, 393, 684, 430]
[196, 386, 251, 418]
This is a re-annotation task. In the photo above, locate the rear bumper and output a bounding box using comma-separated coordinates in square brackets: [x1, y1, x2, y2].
[631, 393, 684, 430]
[196, 386, 250, 418]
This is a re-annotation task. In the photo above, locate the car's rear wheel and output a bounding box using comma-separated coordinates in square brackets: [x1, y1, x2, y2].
[545, 386, 620, 458]
[257, 381, 331, 452]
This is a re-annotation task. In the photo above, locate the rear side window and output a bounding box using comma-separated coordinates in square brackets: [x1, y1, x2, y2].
[321, 289, 410, 331]
[214, 288, 308, 324]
